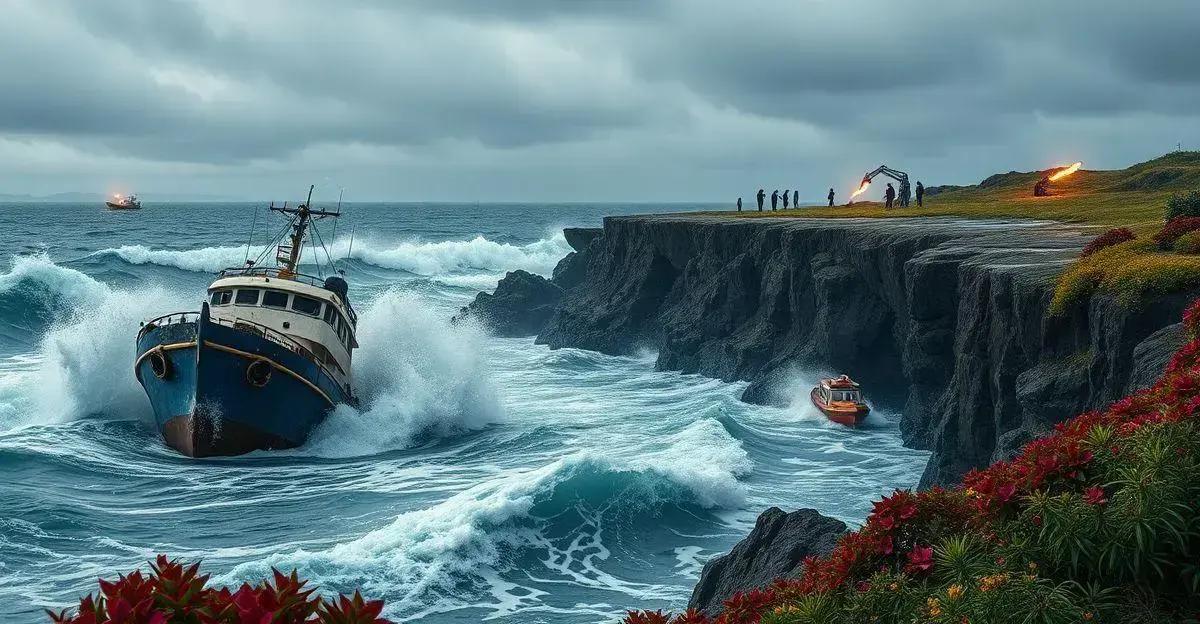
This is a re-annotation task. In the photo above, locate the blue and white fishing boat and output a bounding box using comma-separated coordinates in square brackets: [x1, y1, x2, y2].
[134, 186, 357, 457]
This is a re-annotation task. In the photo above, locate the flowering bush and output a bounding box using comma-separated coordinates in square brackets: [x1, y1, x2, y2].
[625, 298, 1200, 624]
[1080, 227, 1136, 257]
[1154, 216, 1200, 250]
[1166, 190, 1200, 222]
[45, 556, 392, 624]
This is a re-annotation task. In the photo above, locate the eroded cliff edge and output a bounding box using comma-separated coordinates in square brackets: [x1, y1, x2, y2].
[519, 215, 1190, 487]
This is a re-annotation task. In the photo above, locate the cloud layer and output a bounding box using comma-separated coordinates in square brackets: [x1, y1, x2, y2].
[2, 0, 1198, 201]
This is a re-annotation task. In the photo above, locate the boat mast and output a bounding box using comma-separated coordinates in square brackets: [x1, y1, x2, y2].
[270, 184, 341, 279]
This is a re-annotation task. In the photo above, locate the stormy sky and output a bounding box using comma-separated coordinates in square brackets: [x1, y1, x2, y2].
[2, 0, 1198, 201]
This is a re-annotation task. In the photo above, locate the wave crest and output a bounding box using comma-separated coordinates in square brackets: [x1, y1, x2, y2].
[91, 233, 571, 278]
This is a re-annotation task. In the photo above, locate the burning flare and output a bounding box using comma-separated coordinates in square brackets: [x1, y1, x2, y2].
[850, 180, 871, 199]
[1048, 161, 1082, 181]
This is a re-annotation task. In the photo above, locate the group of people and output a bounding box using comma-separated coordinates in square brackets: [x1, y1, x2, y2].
[736, 189, 801, 212]
[735, 181, 926, 212]
[881, 180, 926, 209]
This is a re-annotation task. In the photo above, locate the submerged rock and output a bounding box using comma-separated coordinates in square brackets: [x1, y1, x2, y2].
[454, 270, 563, 337]
[688, 507, 846, 617]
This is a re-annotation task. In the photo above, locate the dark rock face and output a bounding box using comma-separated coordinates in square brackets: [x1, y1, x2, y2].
[453, 270, 563, 337]
[688, 507, 846, 617]
[563, 227, 603, 252]
[534, 215, 1197, 486]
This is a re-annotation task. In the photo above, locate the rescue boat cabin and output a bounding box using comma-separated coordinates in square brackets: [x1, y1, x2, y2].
[810, 375, 870, 426]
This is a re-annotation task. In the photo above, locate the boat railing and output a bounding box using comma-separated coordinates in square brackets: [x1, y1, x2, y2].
[216, 266, 328, 288]
[137, 311, 345, 387]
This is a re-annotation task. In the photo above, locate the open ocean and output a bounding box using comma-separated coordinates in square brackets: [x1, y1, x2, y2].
[0, 200, 927, 622]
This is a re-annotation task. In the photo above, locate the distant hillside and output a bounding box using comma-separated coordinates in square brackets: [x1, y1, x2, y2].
[928, 151, 1200, 198]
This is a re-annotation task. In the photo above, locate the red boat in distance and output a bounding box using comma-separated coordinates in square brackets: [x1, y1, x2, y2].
[810, 375, 870, 426]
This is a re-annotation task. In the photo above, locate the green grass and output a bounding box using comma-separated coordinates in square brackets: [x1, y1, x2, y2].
[719, 152, 1200, 314]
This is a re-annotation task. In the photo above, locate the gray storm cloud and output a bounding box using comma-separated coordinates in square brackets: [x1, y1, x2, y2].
[1, 0, 1198, 200]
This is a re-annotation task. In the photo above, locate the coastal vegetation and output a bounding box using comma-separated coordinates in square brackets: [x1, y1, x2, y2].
[44, 556, 391, 624]
[624, 298, 1200, 624]
[730, 152, 1200, 316]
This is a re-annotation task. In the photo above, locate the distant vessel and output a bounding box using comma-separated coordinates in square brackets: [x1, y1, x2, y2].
[134, 185, 357, 457]
[105, 193, 141, 210]
[810, 375, 870, 426]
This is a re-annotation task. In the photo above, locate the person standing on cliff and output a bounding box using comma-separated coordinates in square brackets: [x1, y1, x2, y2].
[782, 190, 790, 209]
[757, 189, 765, 212]
[736, 197, 742, 212]
[828, 188, 835, 207]
[915, 181, 925, 207]
[771, 190, 779, 211]
[793, 189, 799, 208]
[885, 183, 896, 209]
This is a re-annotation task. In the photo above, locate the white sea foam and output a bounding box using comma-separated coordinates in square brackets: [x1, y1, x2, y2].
[93, 232, 572, 278]
[301, 290, 503, 458]
[229, 421, 748, 617]
[0, 256, 186, 430]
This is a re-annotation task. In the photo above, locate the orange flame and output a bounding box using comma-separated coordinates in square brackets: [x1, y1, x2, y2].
[850, 180, 871, 199]
[1048, 162, 1082, 182]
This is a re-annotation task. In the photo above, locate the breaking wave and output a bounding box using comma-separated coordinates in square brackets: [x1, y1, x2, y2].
[90, 233, 572, 278]
[230, 424, 748, 617]
[301, 290, 503, 458]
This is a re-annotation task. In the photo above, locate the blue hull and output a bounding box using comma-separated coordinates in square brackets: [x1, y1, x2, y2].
[135, 305, 352, 457]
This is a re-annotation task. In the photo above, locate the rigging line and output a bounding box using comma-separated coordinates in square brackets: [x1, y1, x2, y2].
[309, 219, 339, 277]
[244, 204, 259, 264]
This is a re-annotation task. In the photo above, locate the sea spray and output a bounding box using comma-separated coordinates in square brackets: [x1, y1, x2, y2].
[0, 256, 190, 430]
[301, 290, 503, 458]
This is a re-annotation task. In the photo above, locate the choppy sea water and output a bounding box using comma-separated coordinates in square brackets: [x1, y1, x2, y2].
[0, 201, 927, 622]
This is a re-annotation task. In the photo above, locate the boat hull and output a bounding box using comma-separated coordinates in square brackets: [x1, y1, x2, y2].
[810, 387, 869, 426]
[105, 201, 141, 210]
[135, 305, 351, 457]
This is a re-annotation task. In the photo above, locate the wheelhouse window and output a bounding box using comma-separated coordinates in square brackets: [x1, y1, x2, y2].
[262, 290, 289, 309]
[209, 290, 232, 305]
[235, 289, 260, 305]
[291, 295, 322, 316]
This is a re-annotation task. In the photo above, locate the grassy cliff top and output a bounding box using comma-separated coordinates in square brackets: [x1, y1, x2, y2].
[736, 151, 1200, 232]
[727, 152, 1200, 313]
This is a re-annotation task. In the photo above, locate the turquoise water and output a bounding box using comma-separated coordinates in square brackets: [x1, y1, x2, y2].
[0, 201, 927, 622]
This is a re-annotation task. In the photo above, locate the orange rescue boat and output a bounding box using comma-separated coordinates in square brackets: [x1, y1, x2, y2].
[810, 375, 870, 426]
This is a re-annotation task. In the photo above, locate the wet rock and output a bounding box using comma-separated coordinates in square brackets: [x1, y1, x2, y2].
[688, 507, 846, 617]
[563, 227, 603, 252]
[533, 214, 1198, 486]
[454, 270, 562, 337]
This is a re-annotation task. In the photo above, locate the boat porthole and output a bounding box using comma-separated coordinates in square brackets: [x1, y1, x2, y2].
[149, 349, 172, 380]
[246, 359, 272, 388]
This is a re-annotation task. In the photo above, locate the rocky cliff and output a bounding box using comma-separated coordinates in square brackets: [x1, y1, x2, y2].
[526, 215, 1191, 486]
[688, 507, 845, 616]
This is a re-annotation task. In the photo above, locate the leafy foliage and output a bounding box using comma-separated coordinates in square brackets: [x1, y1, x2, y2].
[1165, 190, 1200, 221]
[1154, 217, 1200, 251]
[45, 556, 392, 624]
[624, 298, 1200, 624]
[1081, 227, 1136, 257]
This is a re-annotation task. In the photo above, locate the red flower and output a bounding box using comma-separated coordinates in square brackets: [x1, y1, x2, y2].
[1031, 515, 1043, 527]
[904, 545, 934, 574]
[1083, 486, 1108, 506]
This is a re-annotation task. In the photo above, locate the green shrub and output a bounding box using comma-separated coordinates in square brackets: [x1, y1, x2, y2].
[1175, 231, 1200, 254]
[1165, 190, 1200, 221]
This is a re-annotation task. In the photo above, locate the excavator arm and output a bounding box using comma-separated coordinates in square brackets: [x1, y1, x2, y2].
[860, 165, 909, 186]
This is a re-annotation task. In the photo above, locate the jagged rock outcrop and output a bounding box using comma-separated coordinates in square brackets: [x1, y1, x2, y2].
[530, 215, 1197, 486]
[688, 507, 846, 617]
[563, 227, 603, 252]
[453, 270, 563, 336]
